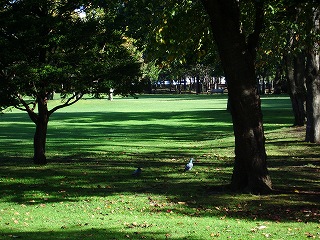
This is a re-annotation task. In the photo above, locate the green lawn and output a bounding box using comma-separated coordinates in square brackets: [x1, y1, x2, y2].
[0, 94, 319, 239]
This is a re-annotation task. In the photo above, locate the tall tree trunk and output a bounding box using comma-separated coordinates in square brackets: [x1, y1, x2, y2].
[273, 63, 284, 94]
[201, 0, 272, 194]
[305, 51, 320, 143]
[305, 6, 320, 143]
[285, 52, 307, 126]
[33, 96, 49, 165]
[196, 75, 201, 94]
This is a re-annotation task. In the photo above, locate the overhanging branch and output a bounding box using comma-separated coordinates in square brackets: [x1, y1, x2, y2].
[16, 94, 38, 123]
[48, 93, 84, 116]
[247, 0, 264, 57]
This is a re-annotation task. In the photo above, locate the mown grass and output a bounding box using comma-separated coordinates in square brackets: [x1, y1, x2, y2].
[0, 94, 319, 240]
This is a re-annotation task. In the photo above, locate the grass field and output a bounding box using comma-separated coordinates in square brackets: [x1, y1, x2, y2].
[0, 94, 319, 239]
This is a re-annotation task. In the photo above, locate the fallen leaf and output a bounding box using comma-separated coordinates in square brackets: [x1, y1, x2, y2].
[305, 232, 316, 238]
[210, 232, 220, 237]
[257, 225, 267, 230]
[8, 235, 21, 238]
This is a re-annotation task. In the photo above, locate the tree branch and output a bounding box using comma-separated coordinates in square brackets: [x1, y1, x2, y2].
[15, 94, 38, 123]
[48, 93, 84, 116]
[247, 0, 264, 57]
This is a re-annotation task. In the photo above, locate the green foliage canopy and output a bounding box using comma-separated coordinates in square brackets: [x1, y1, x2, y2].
[0, 0, 142, 111]
[120, 1, 223, 80]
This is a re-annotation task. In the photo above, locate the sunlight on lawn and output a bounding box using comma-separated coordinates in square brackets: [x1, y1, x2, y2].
[0, 95, 319, 239]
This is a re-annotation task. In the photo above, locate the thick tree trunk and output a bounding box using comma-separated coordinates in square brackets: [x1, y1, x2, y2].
[305, 7, 320, 143]
[285, 52, 306, 126]
[229, 87, 271, 194]
[305, 51, 320, 143]
[202, 0, 272, 194]
[33, 96, 49, 165]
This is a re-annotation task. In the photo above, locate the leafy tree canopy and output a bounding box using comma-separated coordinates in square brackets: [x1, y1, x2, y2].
[0, 0, 142, 112]
[120, 1, 221, 79]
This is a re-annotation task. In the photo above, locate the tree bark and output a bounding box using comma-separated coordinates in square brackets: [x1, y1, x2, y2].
[285, 52, 306, 126]
[305, 51, 320, 143]
[33, 96, 49, 165]
[201, 0, 272, 194]
[305, 6, 320, 143]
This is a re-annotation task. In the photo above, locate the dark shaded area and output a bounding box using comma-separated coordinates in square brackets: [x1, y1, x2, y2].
[0, 152, 319, 223]
[0, 229, 205, 240]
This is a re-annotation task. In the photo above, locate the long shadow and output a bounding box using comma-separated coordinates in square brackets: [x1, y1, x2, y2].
[0, 107, 293, 159]
[0, 109, 234, 161]
[0, 229, 201, 240]
[0, 153, 319, 224]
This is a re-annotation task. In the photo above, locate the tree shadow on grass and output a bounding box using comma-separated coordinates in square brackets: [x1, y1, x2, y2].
[0, 152, 319, 224]
[0, 109, 234, 160]
[0, 229, 198, 240]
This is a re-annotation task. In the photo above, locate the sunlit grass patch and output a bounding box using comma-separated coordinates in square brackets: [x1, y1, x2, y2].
[0, 94, 319, 239]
